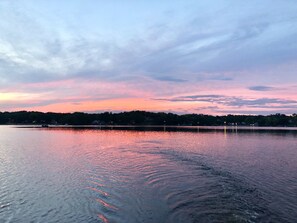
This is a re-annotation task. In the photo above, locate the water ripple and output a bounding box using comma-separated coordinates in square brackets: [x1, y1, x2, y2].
[1, 127, 297, 222]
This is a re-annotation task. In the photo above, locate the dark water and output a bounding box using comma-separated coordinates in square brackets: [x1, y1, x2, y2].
[0, 126, 297, 223]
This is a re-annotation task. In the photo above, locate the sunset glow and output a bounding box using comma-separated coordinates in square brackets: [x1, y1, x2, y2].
[0, 1, 297, 114]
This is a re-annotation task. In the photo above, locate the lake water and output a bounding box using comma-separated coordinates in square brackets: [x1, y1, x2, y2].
[0, 126, 297, 222]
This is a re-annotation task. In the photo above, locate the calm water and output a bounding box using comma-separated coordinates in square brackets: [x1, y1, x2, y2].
[0, 126, 297, 223]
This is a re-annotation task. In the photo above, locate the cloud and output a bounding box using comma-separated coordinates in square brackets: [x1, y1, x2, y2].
[225, 98, 297, 107]
[0, 1, 297, 114]
[155, 94, 222, 102]
[248, 86, 278, 91]
[154, 76, 187, 82]
[155, 94, 297, 109]
[1, 1, 297, 87]
[0, 94, 122, 110]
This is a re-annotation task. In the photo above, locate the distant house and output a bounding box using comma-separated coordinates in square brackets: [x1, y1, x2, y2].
[51, 120, 58, 125]
[92, 120, 100, 125]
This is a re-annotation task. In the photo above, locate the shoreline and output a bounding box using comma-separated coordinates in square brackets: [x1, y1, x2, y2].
[10, 124, 297, 133]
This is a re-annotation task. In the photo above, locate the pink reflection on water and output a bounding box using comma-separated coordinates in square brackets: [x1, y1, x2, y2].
[96, 198, 118, 210]
[88, 180, 105, 188]
[98, 213, 109, 223]
[86, 187, 109, 197]
[24, 127, 297, 222]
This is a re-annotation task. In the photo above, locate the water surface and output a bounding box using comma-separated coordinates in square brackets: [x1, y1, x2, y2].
[0, 126, 297, 222]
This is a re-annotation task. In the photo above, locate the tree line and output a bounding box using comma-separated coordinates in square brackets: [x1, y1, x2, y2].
[0, 111, 297, 126]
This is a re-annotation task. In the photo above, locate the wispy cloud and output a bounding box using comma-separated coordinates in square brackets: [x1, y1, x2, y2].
[1, 1, 297, 85]
[225, 98, 297, 107]
[155, 94, 297, 110]
[154, 76, 187, 82]
[0, 1, 297, 114]
[248, 86, 278, 91]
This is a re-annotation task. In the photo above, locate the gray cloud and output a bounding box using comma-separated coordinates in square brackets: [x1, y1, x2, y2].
[225, 98, 297, 107]
[248, 86, 280, 91]
[154, 76, 187, 82]
[1, 1, 297, 87]
[155, 94, 297, 109]
[0, 1, 297, 114]
[155, 95, 222, 103]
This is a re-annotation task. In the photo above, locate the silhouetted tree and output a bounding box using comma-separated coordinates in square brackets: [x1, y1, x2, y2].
[0, 111, 296, 127]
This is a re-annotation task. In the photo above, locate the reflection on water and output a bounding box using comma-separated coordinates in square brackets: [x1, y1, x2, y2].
[0, 126, 297, 222]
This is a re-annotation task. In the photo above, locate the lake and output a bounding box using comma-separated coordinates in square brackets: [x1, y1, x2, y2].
[0, 126, 297, 222]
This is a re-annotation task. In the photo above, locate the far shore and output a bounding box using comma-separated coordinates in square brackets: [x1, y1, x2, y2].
[10, 124, 297, 133]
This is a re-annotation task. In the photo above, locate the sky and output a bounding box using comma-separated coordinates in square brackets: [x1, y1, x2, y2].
[0, 0, 297, 115]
